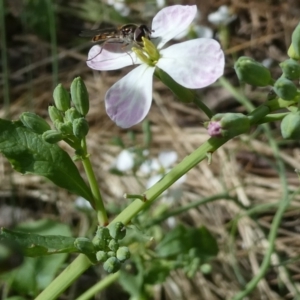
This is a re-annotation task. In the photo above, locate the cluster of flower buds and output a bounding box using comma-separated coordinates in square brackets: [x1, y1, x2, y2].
[44, 77, 90, 147]
[232, 23, 300, 140]
[74, 222, 130, 273]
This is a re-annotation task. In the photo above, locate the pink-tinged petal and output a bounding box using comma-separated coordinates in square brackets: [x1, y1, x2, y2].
[151, 5, 197, 48]
[105, 64, 155, 128]
[87, 44, 139, 71]
[157, 38, 225, 89]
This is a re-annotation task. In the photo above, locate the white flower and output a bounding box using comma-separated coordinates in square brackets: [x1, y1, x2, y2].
[114, 149, 135, 172]
[107, 0, 130, 16]
[87, 5, 225, 128]
[208, 5, 236, 26]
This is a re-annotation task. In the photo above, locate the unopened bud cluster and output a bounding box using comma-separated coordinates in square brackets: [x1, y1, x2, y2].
[74, 222, 130, 273]
[44, 77, 89, 147]
[234, 23, 300, 101]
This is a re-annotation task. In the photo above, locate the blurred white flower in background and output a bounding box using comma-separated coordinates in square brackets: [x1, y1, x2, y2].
[107, 0, 130, 16]
[208, 5, 236, 26]
[114, 149, 135, 172]
[75, 196, 93, 212]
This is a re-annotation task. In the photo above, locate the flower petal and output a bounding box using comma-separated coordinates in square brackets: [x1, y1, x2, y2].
[105, 64, 155, 128]
[157, 38, 225, 89]
[151, 5, 197, 48]
[114, 149, 135, 171]
[87, 44, 139, 71]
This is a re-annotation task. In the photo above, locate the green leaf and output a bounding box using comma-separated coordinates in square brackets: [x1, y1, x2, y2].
[0, 118, 93, 202]
[0, 228, 77, 256]
[156, 225, 218, 260]
[0, 220, 73, 296]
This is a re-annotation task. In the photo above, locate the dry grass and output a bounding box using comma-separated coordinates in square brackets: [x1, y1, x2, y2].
[1, 0, 300, 299]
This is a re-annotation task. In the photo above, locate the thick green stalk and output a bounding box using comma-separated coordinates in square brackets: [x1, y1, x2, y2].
[35, 254, 92, 300]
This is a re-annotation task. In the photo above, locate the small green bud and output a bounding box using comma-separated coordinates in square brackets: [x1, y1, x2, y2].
[92, 227, 111, 250]
[291, 22, 300, 59]
[103, 257, 121, 273]
[288, 44, 300, 60]
[64, 107, 81, 122]
[56, 121, 73, 135]
[274, 77, 298, 100]
[20, 112, 51, 134]
[42, 130, 63, 144]
[108, 239, 119, 252]
[70, 77, 89, 116]
[74, 237, 95, 254]
[281, 112, 300, 139]
[107, 251, 116, 257]
[208, 113, 250, 138]
[116, 246, 130, 262]
[279, 59, 300, 80]
[53, 83, 71, 112]
[72, 118, 89, 139]
[234, 56, 272, 86]
[48, 106, 63, 124]
[109, 222, 126, 241]
[96, 250, 108, 262]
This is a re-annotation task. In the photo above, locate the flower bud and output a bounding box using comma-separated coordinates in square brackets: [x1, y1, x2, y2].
[96, 250, 108, 262]
[74, 237, 95, 254]
[107, 251, 116, 257]
[72, 118, 89, 139]
[70, 77, 89, 116]
[234, 56, 272, 86]
[279, 59, 300, 80]
[291, 22, 300, 59]
[64, 107, 81, 123]
[116, 246, 130, 262]
[56, 121, 73, 135]
[93, 227, 111, 250]
[42, 130, 63, 144]
[48, 106, 63, 124]
[108, 239, 119, 252]
[109, 222, 126, 241]
[274, 77, 298, 100]
[20, 112, 51, 134]
[280, 112, 300, 139]
[53, 84, 71, 112]
[208, 113, 250, 138]
[103, 257, 121, 273]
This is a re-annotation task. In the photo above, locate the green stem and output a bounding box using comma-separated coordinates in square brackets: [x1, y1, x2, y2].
[35, 254, 92, 300]
[109, 136, 229, 226]
[75, 272, 120, 300]
[231, 125, 289, 300]
[81, 138, 108, 225]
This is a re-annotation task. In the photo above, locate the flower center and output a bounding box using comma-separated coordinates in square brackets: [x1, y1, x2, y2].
[132, 37, 160, 67]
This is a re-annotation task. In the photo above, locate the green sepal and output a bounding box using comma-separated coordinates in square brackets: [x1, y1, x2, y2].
[48, 106, 64, 124]
[234, 56, 272, 86]
[274, 77, 298, 100]
[210, 113, 250, 138]
[74, 237, 95, 254]
[53, 83, 71, 112]
[42, 130, 63, 144]
[64, 107, 81, 123]
[20, 112, 51, 134]
[70, 77, 89, 116]
[103, 257, 121, 273]
[72, 118, 89, 139]
[109, 222, 126, 241]
[280, 112, 300, 139]
[0, 228, 77, 257]
[116, 246, 130, 262]
[291, 22, 300, 59]
[279, 59, 300, 80]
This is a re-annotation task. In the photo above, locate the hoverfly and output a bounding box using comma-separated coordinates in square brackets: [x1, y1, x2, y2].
[80, 24, 153, 59]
